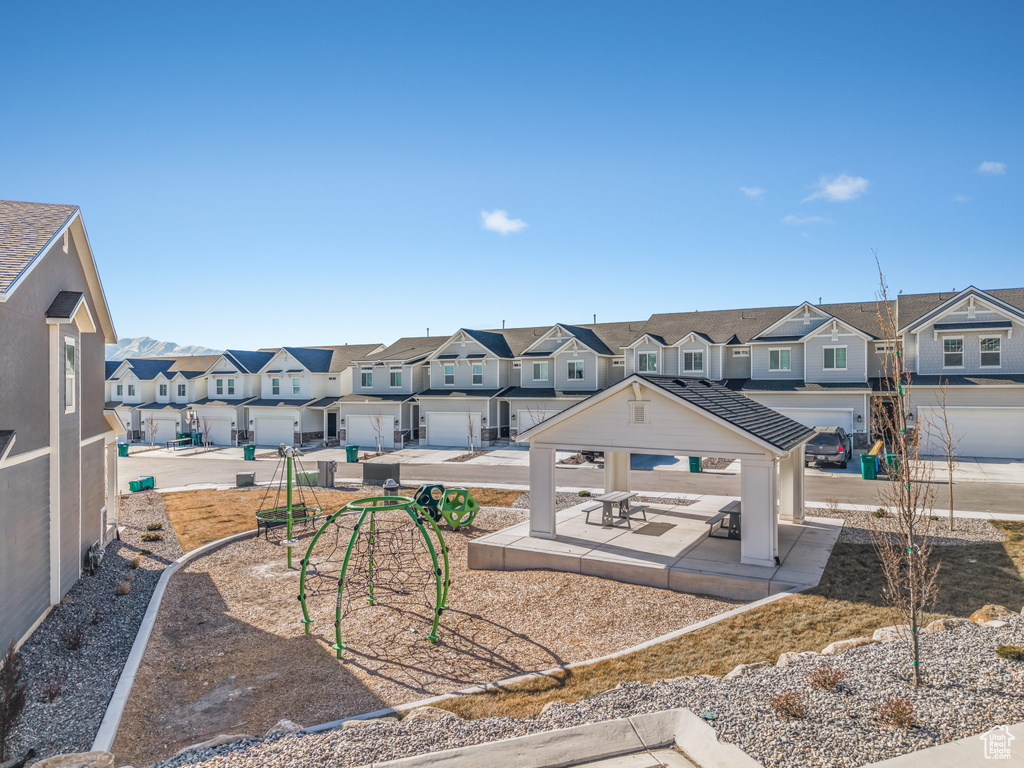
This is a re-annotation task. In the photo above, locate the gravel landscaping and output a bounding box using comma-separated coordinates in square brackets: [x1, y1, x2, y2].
[147, 615, 1024, 768]
[6, 491, 182, 762]
[808, 506, 1007, 546]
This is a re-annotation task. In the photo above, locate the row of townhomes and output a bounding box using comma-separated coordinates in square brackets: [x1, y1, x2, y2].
[106, 289, 1024, 459]
[0, 201, 119, 651]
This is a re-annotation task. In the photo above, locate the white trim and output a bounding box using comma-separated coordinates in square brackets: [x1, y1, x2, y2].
[531, 360, 550, 382]
[768, 347, 792, 371]
[622, 332, 663, 350]
[1, 444, 50, 468]
[80, 433, 108, 448]
[942, 336, 965, 369]
[680, 349, 704, 374]
[635, 349, 659, 373]
[900, 286, 1024, 334]
[49, 325, 61, 605]
[979, 335, 1002, 368]
[754, 301, 828, 338]
[822, 345, 848, 370]
[800, 316, 873, 342]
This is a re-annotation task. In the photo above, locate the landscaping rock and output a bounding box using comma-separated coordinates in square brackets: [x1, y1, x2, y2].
[540, 700, 566, 714]
[403, 706, 461, 722]
[821, 636, 876, 655]
[342, 716, 399, 728]
[925, 617, 975, 632]
[970, 605, 1017, 624]
[265, 720, 303, 736]
[725, 661, 771, 679]
[983, 620, 1011, 629]
[173, 735, 251, 757]
[29, 752, 113, 768]
[872, 625, 911, 642]
[776, 651, 819, 668]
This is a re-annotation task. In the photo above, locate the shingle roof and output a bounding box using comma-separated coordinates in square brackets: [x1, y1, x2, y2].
[44, 290, 84, 319]
[503, 387, 589, 399]
[896, 288, 1024, 330]
[246, 398, 317, 408]
[818, 300, 890, 338]
[416, 388, 509, 398]
[337, 393, 414, 403]
[279, 347, 335, 373]
[462, 329, 515, 358]
[299, 344, 386, 372]
[189, 397, 257, 407]
[0, 200, 79, 292]
[105, 361, 121, 379]
[932, 320, 1013, 331]
[358, 336, 443, 364]
[727, 379, 872, 392]
[224, 349, 276, 374]
[308, 397, 342, 408]
[167, 355, 221, 377]
[639, 305, 795, 345]
[908, 373, 1024, 387]
[120, 358, 177, 380]
[0, 430, 15, 460]
[639, 375, 816, 451]
[136, 402, 189, 411]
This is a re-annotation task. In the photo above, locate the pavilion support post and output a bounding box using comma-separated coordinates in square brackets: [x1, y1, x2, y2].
[528, 445, 557, 539]
[778, 444, 805, 524]
[604, 451, 630, 494]
[739, 457, 778, 567]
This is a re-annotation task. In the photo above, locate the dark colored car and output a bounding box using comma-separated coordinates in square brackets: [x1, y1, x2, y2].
[582, 450, 604, 462]
[804, 426, 852, 469]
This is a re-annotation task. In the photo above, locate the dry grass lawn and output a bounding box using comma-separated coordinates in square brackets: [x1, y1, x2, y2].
[436, 520, 1024, 720]
[163, 485, 524, 553]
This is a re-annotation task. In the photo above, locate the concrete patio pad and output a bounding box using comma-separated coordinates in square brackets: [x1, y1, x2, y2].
[468, 500, 843, 601]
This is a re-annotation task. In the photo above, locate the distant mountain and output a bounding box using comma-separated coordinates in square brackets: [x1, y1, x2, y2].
[105, 336, 221, 361]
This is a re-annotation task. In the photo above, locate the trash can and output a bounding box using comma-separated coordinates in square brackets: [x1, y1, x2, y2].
[860, 453, 877, 480]
[117, 443, 129, 458]
[139, 475, 155, 490]
[382, 478, 400, 497]
[346, 445, 359, 463]
[885, 453, 900, 475]
[128, 479, 142, 492]
[688, 457, 702, 473]
[243, 444, 256, 461]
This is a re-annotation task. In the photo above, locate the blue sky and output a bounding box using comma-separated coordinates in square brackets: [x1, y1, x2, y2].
[1, 3, 1020, 350]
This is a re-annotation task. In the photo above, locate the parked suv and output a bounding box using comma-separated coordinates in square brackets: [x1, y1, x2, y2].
[804, 426, 852, 469]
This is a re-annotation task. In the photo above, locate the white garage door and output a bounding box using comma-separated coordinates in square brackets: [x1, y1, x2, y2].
[255, 417, 295, 447]
[776, 408, 854, 433]
[427, 412, 480, 447]
[517, 409, 561, 432]
[201, 418, 233, 446]
[918, 407, 1024, 459]
[143, 417, 179, 445]
[346, 414, 395, 450]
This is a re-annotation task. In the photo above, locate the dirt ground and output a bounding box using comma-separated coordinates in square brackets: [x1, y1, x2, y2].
[162, 484, 523, 553]
[112, 504, 737, 766]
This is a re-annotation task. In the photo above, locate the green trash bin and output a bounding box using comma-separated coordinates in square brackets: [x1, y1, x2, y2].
[860, 453, 877, 480]
[117, 443, 129, 458]
[346, 445, 359, 463]
[128, 479, 142, 493]
[885, 453, 900, 475]
[243, 444, 256, 461]
[139, 475, 155, 490]
[688, 456, 702, 473]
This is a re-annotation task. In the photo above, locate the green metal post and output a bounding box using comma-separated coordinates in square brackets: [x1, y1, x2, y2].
[367, 509, 376, 605]
[286, 454, 293, 569]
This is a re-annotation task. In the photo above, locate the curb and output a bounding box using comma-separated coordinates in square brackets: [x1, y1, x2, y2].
[90, 529, 259, 753]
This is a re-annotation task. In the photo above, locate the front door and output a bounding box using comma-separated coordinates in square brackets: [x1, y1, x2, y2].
[327, 412, 338, 440]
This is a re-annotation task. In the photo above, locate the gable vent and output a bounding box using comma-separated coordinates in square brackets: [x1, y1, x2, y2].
[629, 401, 647, 424]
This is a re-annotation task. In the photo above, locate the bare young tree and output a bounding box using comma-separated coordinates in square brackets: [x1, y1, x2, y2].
[925, 381, 960, 532]
[143, 415, 159, 447]
[871, 253, 941, 686]
[200, 416, 214, 451]
[465, 409, 477, 454]
[369, 411, 387, 454]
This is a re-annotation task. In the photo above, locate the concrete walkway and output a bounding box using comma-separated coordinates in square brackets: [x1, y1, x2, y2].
[570, 749, 696, 767]
[865, 721, 1024, 766]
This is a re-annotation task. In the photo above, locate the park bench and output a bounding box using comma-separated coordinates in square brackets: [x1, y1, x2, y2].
[706, 500, 742, 540]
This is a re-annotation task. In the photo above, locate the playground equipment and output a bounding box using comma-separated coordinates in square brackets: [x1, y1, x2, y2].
[255, 447, 326, 568]
[412, 484, 480, 529]
[298, 495, 450, 658]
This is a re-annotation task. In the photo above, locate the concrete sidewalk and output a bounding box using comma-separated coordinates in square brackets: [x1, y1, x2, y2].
[865, 721, 1024, 766]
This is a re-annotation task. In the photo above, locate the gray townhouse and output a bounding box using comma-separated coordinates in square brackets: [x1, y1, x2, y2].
[0, 200, 118, 651]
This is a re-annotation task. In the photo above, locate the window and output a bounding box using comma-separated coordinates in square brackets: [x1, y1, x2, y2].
[612, 358, 625, 366]
[116, 384, 123, 396]
[567, 360, 584, 380]
[823, 347, 847, 370]
[981, 337, 1001, 367]
[216, 378, 224, 395]
[472, 363, 483, 385]
[272, 377, 280, 395]
[64, 338, 75, 410]
[444, 363, 455, 385]
[629, 401, 648, 424]
[732, 348, 750, 357]
[682, 351, 703, 372]
[533, 361, 549, 381]
[637, 352, 657, 372]
[127, 384, 135, 397]
[943, 338, 963, 368]
[361, 367, 372, 387]
[159, 384, 168, 397]
[292, 377, 301, 395]
[769, 349, 791, 371]
[177, 384, 186, 397]
[390, 367, 402, 387]
[227, 378, 235, 395]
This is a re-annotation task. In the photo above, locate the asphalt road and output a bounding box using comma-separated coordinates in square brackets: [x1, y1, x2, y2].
[119, 455, 1024, 514]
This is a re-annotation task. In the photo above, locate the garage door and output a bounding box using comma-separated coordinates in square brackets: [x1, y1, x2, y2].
[427, 412, 480, 447]
[776, 408, 854, 433]
[918, 407, 1024, 459]
[346, 414, 395, 450]
[255, 417, 295, 447]
[143, 417, 179, 445]
[517, 409, 561, 432]
[201, 418, 233, 446]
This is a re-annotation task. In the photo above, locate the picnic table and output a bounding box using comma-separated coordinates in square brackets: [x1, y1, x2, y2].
[166, 437, 191, 451]
[706, 500, 742, 540]
[582, 490, 649, 528]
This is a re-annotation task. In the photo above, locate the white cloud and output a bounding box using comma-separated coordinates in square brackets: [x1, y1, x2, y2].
[481, 209, 528, 235]
[782, 214, 832, 226]
[978, 161, 1007, 175]
[802, 174, 870, 203]
[739, 186, 766, 200]
[952, 194, 971, 203]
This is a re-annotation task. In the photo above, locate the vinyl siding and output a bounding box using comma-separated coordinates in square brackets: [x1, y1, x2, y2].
[909, 385, 1024, 412]
[626, 341, 662, 376]
[354, 363, 416, 395]
[59, 322, 82, 597]
[674, 341, 710, 377]
[915, 321, 1024, 375]
[522, 358, 553, 388]
[804, 334, 868, 382]
[744, 392, 869, 433]
[751, 343, 804, 379]
[724, 349, 752, 379]
[760, 314, 826, 338]
[553, 349, 599, 390]
[80, 440, 105, 559]
[0, 455, 51, 651]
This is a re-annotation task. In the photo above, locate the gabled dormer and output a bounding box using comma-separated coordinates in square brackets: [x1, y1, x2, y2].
[753, 302, 830, 341]
[425, 329, 510, 389]
[802, 318, 872, 382]
[257, 348, 319, 400]
[623, 333, 666, 376]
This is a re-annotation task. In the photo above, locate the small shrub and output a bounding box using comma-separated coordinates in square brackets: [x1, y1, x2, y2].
[45, 667, 66, 702]
[58, 623, 85, 652]
[809, 663, 846, 691]
[128, 555, 141, 570]
[771, 690, 806, 719]
[824, 498, 840, 516]
[877, 697, 915, 728]
[996, 645, 1024, 661]
[117, 581, 131, 596]
[146, 522, 163, 531]
[871, 508, 888, 519]
[578, 490, 591, 497]
[141, 533, 163, 542]
[125, 572, 136, 582]
[138, 549, 153, 556]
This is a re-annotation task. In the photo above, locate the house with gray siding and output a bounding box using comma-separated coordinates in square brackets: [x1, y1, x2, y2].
[0, 200, 118, 651]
